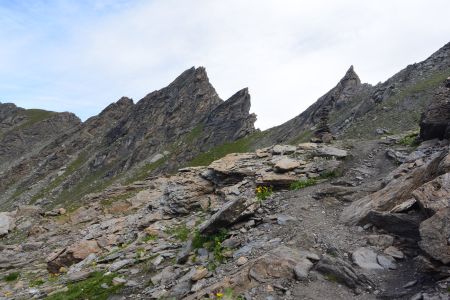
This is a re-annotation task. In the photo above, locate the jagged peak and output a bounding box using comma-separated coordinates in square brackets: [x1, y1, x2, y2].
[167, 66, 211, 89]
[340, 65, 361, 86]
[222, 88, 251, 110]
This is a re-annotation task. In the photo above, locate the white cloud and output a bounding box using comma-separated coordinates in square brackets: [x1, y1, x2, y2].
[0, 0, 450, 128]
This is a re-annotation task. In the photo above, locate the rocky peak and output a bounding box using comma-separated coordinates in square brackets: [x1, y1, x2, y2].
[203, 88, 257, 145]
[339, 65, 361, 88]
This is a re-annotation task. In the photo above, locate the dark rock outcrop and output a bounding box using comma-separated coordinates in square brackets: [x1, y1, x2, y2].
[419, 78, 450, 141]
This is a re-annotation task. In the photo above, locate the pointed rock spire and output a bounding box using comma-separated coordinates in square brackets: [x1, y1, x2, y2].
[340, 65, 361, 87]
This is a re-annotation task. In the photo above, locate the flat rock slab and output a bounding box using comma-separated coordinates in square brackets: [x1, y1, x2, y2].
[315, 146, 348, 158]
[274, 157, 302, 173]
[352, 247, 383, 270]
[272, 145, 297, 155]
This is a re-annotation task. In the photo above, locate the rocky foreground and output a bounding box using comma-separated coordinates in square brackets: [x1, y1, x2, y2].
[0, 129, 449, 299]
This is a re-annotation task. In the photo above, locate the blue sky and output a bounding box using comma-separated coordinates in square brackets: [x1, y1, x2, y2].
[1, 0, 450, 129]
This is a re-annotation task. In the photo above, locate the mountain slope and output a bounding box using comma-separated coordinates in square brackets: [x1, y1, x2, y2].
[0, 67, 256, 210]
[254, 41, 450, 147]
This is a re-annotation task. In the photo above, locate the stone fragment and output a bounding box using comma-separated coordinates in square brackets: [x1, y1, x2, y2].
[109, 259, 135, 272]
[274, 157, 301, 173]
[249, 246, 315, 282]
[384, 246, 404, 259]
[377, 255, 397, 270]
[236, 256, 248, 266]
[366, 234, 394, 248]
[293, 260, 314, 280]
[191, 268, 208, 281]
[315, 146, 348, 158]
[315, 255, 374, 290]
[47, 240, 101, 273]
[272, 145, 297, 155]
[352, 247, 383, 270]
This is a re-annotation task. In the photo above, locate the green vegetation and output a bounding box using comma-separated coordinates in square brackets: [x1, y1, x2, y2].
[319, 170, 339, 179]
[30, 278, 45, 287]
[188, 132, 265, 167]
[142, 234, 158, 243]
[30, 151, 89, 204]
[124, 156, 167, 184]
[166, 224, 190, 242]
[325, 274, 339, 283]
[45, 271, 123, 300]
[215, 287, 245, 300]
[342, 68, 450, 139]
[255, 185, 273, 201]
[54, 167, 116, 210]
[3, 272, 20, 282]
[18, 109, 56, 130]
[192, 229, 229, 265]
[184, 124, 204, 144]
[398, 132, 419, 147]
[100, 190, 141, 207]
[290, 178, 318, 190]
[289, 129, 314, 144]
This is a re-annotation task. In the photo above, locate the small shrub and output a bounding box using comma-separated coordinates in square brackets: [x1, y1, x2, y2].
[142, 234, 158, 243]
[319, 170, 338, 179]
[290, 178, 317, 190]
[30, 279, 45, 287]
[45, 271, 122, 300]
[398, 132, 419, 147]
[166, 225, 190, 242]
[3, 272, 20, 282]
[192, 229, 228, 263]
[255, 186, 273, 201]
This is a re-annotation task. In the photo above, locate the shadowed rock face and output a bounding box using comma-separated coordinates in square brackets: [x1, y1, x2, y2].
[0, 67, 256, 209]
[419, 78, 450, 141]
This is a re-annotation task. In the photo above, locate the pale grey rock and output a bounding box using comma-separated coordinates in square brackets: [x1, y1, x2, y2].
[352, 247, 383, 270]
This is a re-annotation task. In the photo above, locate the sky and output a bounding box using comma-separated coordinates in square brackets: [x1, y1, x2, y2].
[0, 0, 450, 130]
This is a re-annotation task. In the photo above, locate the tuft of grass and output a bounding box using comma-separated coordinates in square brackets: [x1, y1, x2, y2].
[30, 151, 89, 204]
[45, 271, 122, 300]
[289, 129, 314, 144]
[18, 109, 56, 130]
[30, 278, 45, 287]
[192, 229, 228, 263]
[142, 234, 158, 243]
[325, 274, 338, 283]
[165, 225, 190, 242]
[3, 272, 20, 282]
[290, 178, 318, 190]
[184, 124, 204, 144]
[319, 170, 339, 179]
[100, 190, 140, 207]
[187, 132, 265, 167]
[398, 132, 419, 147]
[124, 156, 167, 184]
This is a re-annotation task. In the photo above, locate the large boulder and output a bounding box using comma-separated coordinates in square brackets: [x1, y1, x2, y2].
[419, 80, 450, 141]
[47, 240, 101, 273]
[419, 207, 450, 264]
[341, 150, 445, 225]
[249, 246, 317, 282]
[412, 172, 450, 216]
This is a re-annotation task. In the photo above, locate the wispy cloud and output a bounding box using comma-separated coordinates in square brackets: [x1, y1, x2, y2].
[1, 0, 450, 129]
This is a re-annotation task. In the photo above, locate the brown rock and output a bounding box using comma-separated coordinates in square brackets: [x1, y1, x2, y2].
[419, 207, 450, 264]
[47, 240, 101, 273]
[412, 172, 450, 216]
